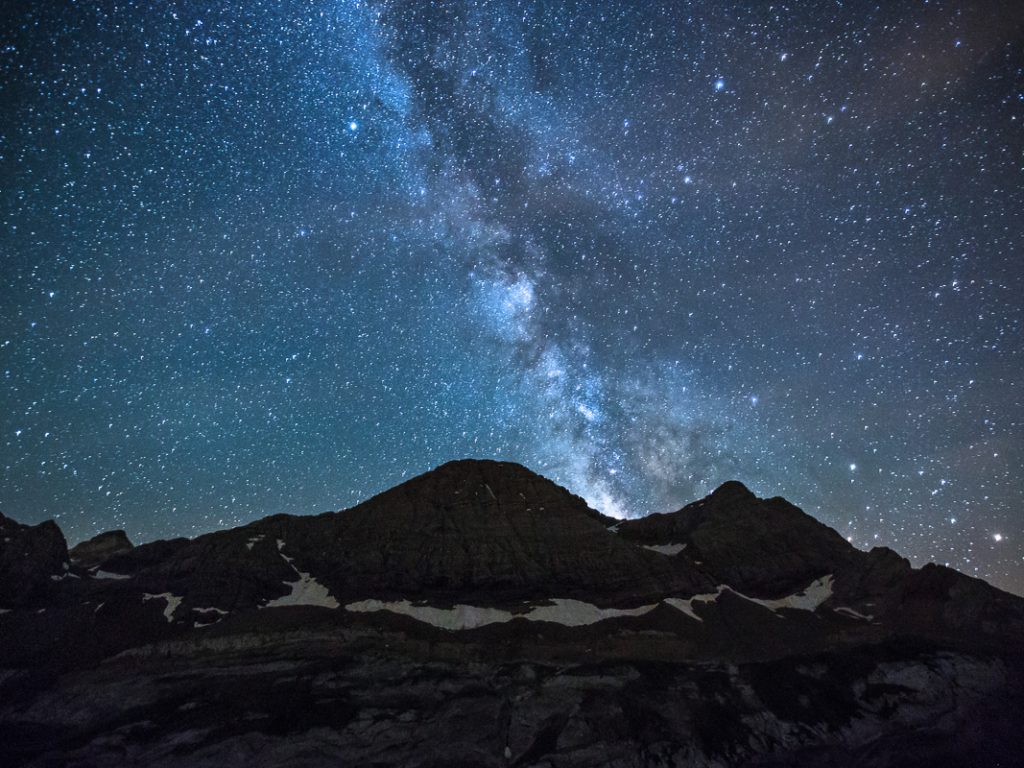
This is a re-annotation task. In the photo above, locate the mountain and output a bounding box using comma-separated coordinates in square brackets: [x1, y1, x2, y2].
[1, 459, 1021, 767]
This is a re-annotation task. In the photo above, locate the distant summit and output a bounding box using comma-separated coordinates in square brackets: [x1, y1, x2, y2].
[1, 459, 1022, 767]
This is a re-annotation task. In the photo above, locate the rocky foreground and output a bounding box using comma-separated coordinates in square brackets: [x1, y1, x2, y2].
[1, 460, 1022, 766]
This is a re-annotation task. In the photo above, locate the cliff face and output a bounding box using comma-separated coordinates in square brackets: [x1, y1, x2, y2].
[1, 460, 1022, 767]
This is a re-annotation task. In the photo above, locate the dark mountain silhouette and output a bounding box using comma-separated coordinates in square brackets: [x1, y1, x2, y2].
[1, 460, 1021, 767]
[68, 529, 134, 570]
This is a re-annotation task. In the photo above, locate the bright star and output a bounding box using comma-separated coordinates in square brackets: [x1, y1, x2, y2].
[714, 79, 725, 91]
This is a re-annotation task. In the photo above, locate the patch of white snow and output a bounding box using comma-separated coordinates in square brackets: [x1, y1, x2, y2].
[345, 598, 657, 630]
[261, 547, 339, 609]
[143, 592, 183, 622]
[526, 599, 656, 626]
[643, 543, 687, 556]
[834, 606, 873, 621]
[744, 575, 834, 613]
[264, 570, 339, 609]
[93, 570, 131, 580]
[664, 588, 727, 622]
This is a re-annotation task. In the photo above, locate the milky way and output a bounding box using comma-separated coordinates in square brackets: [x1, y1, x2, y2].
[2, 1, 1022, 594]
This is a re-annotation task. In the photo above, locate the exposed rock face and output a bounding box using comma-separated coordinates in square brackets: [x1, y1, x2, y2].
[68, 530, 134, 570]
[0, 512, 68, 607]
[1, 460, 1022, 767]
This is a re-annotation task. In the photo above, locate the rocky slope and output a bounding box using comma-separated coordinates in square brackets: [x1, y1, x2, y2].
[1, 459, 1022, 767]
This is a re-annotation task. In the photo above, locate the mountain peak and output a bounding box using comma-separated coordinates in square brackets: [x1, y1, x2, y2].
[709, 480, 756, 501]
[617, 481, 856, 596]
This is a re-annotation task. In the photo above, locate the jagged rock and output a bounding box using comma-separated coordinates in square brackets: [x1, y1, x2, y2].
[69, 530, 134, 570]
[0, 512, 68, 607]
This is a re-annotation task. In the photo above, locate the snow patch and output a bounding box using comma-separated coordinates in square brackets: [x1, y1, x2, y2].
[663, 588, 726, 622]
[345, 576, 838, 631]
[261, 547, 339, 609]
[663, 577, 835, 621]
[193, 606, 228, 615]
[744, 575, 834, 613]
[143, 592, 183, 622]
[345, 598, 657, 630]
[484, 484, 497, 500]
[93, 570, 131, 580]
[834, 606, 873, 621]
[0, 608, 10, 615]
[264, 571, 339, 609]
[643, 543, 687, 556]
[527, 599, 656, 627]
[246, 535, 265, 551]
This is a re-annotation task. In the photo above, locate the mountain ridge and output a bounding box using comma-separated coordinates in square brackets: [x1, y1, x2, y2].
[1, 459, 1022, 767]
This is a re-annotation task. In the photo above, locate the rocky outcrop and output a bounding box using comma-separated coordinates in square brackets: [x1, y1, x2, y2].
[69, 530, 134, 570]
[0, 512, 68, 607]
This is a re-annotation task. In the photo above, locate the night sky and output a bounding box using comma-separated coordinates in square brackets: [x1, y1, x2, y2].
[2, 1, 1022, 594]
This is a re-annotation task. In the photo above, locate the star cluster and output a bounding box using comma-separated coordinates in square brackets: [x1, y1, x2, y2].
[1, 0, 1022, 594]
